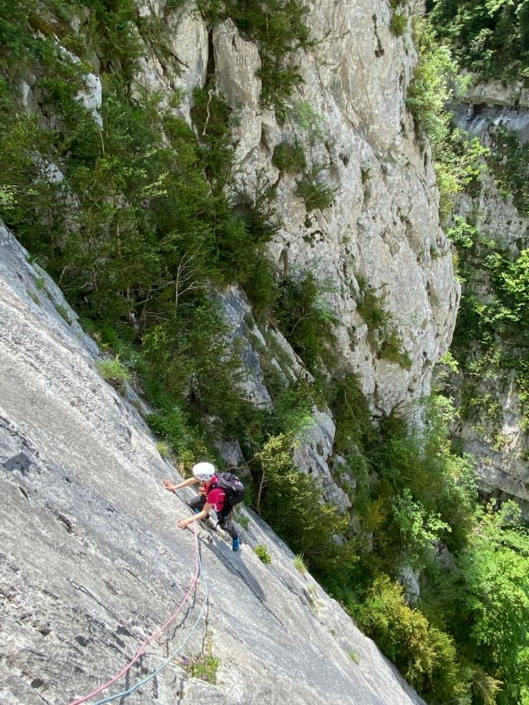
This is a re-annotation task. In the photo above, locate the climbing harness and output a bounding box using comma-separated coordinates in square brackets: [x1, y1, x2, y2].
[68, 521, 208, 704]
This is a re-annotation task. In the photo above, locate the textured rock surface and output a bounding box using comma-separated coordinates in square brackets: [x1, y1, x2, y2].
[293, 408, 353, 511]
[219, 286, 273, 410]
[218, 287, 351, 506]
[452, 99, 529, 515]
[459, 78, 529, 109]
[0, 227, 426, 704]
[134, 4, 209, 124]
[134, 0, 460, 417]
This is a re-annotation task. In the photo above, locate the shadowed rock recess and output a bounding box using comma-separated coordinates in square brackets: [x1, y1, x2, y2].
[0, 227, 425, 703]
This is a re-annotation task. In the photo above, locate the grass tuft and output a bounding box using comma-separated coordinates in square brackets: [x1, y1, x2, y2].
[254, 543, 272, 564]
[96, 358, 130, 391]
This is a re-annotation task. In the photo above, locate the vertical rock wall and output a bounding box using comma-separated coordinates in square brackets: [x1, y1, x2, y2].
[451, 87, 529, 514]
[133, 0, 460, 417]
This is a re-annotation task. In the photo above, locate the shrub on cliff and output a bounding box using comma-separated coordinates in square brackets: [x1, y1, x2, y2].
[254, 433, 357, 582]
[353, 575, 471, 703]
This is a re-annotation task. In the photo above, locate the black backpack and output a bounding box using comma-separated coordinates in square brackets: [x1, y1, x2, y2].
[211, 472, 245, 507]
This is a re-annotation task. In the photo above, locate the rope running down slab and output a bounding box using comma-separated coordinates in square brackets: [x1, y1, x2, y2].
[68, 521, 205, 704]
[92, 532, 209, 704]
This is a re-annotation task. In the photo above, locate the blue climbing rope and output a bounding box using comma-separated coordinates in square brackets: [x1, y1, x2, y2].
[91, 534, 209, 705]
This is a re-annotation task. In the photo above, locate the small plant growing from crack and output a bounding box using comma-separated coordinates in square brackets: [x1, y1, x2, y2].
[254, 543, 272, 564]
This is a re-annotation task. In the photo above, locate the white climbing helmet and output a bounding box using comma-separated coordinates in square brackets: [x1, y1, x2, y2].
[192, 462, 216, 482]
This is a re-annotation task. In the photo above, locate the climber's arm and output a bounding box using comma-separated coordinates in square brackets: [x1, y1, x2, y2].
[163, 477, 199, 493]
[177, 502, 214, 529]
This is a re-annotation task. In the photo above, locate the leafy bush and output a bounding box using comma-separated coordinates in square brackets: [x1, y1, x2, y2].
[390, 12, 407, 37]
[356, 285, 391, 331]
[254, 433, 357, 582]
[379, 330, 412, 370]
[272, 141, 307, 173]
[353, 575, 470, 702]
[489, 125, 529, 215]
[235, 509, 250, 530]
[392, 489, 450, 569]
[456, 502, 529, 700]
[273, 272, 338, 374]
[402, 16, 494, 226]
[293, 554, 307, 575]
[56, 304, 72, 324]
[340, 397, 476, 581]
[279, 101, 326, 144]
[330, 374, 376, 456]
[449, 203, 529, 430]
[418, 501, 529, 704]
[180, 652, 218, 684]
[191, 84, 234, 188]
[258, 62, 304, 111]
[429, 0, 529, 84]
[436, 129, 491, 222]
[148, 407, 189, 451]
[96, 358, 130, 391]
[156, 440, 171, 458]
[407, 20, 455, 153]
[355, 285, 410, 368]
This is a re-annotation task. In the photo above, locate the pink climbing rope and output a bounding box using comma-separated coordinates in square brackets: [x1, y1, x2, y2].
[69, 522, 200, 705]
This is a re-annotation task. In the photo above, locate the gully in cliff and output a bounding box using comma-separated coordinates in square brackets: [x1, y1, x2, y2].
[163, 462, 245, 551]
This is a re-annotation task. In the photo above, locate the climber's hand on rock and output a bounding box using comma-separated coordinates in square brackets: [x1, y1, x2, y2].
[177, 518, 190, 529]
[163, 480, 177, 492]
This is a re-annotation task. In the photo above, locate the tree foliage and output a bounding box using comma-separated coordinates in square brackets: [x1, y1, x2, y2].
[428, 0, 529, 83]
[457, 503, 529, 703]
[354, 575, 470, 703]
[254, 433, 357, 581]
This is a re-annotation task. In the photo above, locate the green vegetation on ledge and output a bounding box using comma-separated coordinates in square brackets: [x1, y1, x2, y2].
[198, 0, 313, 110]
[3, 2, 529, 704]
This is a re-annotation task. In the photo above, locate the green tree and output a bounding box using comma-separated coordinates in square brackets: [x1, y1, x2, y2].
[457, 502, 529, 703]
[428, 0, 529, 84]
[354, 575, 471, 703]
[254, 433, 357, 582]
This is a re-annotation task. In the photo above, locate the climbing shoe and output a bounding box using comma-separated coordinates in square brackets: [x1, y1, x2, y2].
[232, 537, 240, 552]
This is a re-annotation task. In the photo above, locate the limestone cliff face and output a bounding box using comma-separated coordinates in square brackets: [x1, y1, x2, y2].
[451, 85, 529, 514]
[15, 0, 461, 507]
[0, 2, 462, 699]
[133, 0, 460, 417]
[0, 226, 425, 704]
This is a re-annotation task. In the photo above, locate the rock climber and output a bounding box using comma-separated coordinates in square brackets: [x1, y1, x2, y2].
[163, 462, 241, 551]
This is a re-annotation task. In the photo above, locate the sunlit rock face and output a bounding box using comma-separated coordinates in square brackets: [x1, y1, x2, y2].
[0, 225, 426, 704]
[135, 0, 459, 418]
